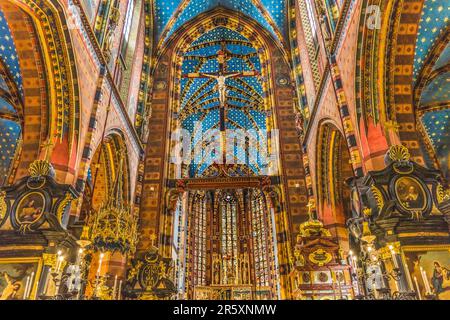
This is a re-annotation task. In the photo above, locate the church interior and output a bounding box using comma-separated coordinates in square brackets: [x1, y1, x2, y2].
[0, 0, 449, 301]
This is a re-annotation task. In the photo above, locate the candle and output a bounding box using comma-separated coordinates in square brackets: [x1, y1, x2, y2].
[97, 253, 105, 275]
[112, 275, 118, 299]
[118, 280, 122, 300]
[57, 256, 64, 273]
[414, 276, 422, 300]
[420, 267, 431, 294]
[76, 248, 84, 266]
[391, 251, 399, 269]
[23, 276, 30, 300]
[27, 272, 35, 299]
[393, 279, 399, 292]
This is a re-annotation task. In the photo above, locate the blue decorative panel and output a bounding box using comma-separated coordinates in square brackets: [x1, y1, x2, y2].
[178, 27, 268, 177]
[0, 118, 21, 182]
[154, 0, 184, 37]
[413, 1, 450, 81]
[157, 0, 286, 43]
[422, 110, 450, 178]
[0, 9, 23, 96]
[260, 0, 287, 36]
[419, 72, 450, 106]
[433, 43, 450, 71]
[0, 96, 15, 114]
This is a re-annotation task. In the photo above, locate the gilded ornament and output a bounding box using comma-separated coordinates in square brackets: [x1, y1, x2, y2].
[0, 191, 7, 222]
[388, 145, 410, 163]
[28, 159, 53, 177]
[89, 152, 139, 254]
[363, 207, 372, 217]
[370, 185, 384, 210]
[308, 249, 332, 266]
[361, 220, 376, 244]
[56, 192, 73, 222]
[437, 184, 450, 204]
[42, 253, 57, 267]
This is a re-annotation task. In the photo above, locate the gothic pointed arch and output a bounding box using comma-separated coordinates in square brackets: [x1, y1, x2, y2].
[0, 0, 81, 183]
[139, 7, 309, 250]
[316, 120, 353, 250]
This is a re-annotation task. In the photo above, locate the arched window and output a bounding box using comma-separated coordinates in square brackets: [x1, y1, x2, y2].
[120, 0, 135, 57]
[305, 0, 319, 51]
[251, 190, 270, 287]
[220, 192, 239, 285]
[173, 195, 188, 297]
[192, 192, 207, 286]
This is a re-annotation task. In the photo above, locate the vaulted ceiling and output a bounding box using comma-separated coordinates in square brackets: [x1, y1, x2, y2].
[153, 0, 287, 45]
[0, 9, 22, 96]
[414, 1, 450, 178]
[0, 8, 21, 183]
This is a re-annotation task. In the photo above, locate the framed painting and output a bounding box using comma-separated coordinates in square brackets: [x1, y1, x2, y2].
[403, 246, 450, 300]
[15, 192, 46, 225]
[0, 258, 42, 300]
[394, 176, 428, 212]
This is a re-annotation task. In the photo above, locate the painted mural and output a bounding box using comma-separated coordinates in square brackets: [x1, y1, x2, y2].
[405, 250, 450, 300]
[0, 262, 39, 300]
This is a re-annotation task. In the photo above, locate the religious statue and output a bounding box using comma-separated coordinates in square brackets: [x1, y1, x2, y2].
[202, 72, 240, 107]
[0, 273, 21, 300]
[240, 254, 249, 284]
[182, 49, 259, 108]
[213, 256, 221, 285]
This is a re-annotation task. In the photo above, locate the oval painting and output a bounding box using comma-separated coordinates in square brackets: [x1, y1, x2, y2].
[15, 192, 45, 224]
[394, 177, 427, 211]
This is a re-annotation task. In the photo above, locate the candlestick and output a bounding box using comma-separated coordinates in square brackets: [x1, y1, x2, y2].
[27, 272, 35, 299]
[23, 276, 30, 300]
[391, 251, 399, 269]
[76, 248, 84, 266]
[414, 276, 422, 300]
[118, 280, 122, 300]
[97, 253, 105, 275]
[420, 267, 431, 294]
[56, 256, 64, 273]
[112, 275, 118, 299]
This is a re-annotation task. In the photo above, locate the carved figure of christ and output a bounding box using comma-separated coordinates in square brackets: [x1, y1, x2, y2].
[182, 52, 258, 165]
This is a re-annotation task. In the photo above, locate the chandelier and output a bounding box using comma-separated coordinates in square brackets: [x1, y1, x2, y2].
[90, 152, 139, 254]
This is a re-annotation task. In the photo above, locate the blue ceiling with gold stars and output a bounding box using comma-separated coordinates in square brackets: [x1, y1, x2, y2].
[154, 0, 287, 43]
[0, 97, 21, 183]
[0, 9, 23, 96]
[0, 9, 22, 184]
[179, 27, 268, 177]
[413, 1, 449, 81]
[414, 1, 450, 179]
[422, 110, 450, 178]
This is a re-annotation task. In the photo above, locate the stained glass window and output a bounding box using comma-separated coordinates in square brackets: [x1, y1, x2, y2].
[220, 192, 238, 284]
[305, 0, 319, 52]
[121, 0, 135, 57]
[173, 197, 187, 297]
[192, 193, 207, 286]
[251, 190, 270, 287]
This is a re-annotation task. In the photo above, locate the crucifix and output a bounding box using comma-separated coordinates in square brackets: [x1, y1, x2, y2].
[182, 46, 259, 165]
